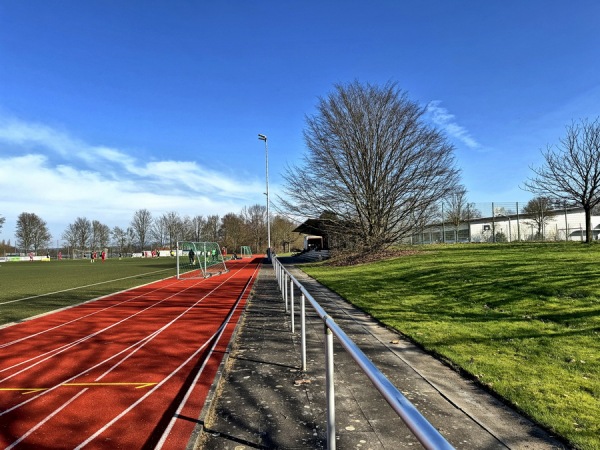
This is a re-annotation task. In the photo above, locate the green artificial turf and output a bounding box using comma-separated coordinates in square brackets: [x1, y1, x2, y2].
[302, 242, 600, 450]
[0, 257, 176, 325]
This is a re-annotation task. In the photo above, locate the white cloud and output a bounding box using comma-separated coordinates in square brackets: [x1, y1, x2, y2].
[0, 116, 264, 242]
[426, 101, 481, 150]
[0, 117, 82, 157]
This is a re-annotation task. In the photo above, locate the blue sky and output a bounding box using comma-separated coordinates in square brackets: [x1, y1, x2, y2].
[1, 1, 599, 244]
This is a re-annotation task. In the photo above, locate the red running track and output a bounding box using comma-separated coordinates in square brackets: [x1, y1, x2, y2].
[0, 257, 261, 449]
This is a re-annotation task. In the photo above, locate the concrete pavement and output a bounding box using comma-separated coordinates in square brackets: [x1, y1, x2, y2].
[193, 262, 567, 449]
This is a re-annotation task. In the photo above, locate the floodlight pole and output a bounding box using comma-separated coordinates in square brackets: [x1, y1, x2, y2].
[258, 133, 271, 261]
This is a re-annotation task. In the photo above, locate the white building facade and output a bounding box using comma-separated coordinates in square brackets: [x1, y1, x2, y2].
[413, 208, 600, 244]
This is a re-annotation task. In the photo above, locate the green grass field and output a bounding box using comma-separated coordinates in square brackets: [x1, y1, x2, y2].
[302, 242, 600, 450]
[0, 257, 177, 326]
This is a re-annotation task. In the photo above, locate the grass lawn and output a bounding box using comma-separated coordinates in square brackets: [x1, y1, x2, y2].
[0, 257, 177, 326]
[302, 242, 600, 450]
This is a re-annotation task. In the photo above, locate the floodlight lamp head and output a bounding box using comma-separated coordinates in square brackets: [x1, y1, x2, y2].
[258, 134, 267, 141]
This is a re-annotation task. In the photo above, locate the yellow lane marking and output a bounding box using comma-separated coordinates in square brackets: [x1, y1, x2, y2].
[0, 382, 157, 394]
[0, 388, 47, 395]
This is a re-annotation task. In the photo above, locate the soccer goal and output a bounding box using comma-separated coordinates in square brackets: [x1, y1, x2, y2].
[240, 246, 252, 258]
[73, 249, 91, 260]
[176, 241, 228, 279]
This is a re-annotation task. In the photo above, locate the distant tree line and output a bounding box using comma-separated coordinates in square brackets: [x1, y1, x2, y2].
[2, 205, 303, 256]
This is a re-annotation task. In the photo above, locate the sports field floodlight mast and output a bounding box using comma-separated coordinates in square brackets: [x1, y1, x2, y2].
[258, 133, 271, 261]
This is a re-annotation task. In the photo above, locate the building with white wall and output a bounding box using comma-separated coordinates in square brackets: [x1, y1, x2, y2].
[413, 207, 600, 244]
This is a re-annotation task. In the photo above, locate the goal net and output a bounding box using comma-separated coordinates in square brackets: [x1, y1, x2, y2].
[177, 241, 228, 279]
[73, 249, 92, 260]
[240, 246, 252, 258]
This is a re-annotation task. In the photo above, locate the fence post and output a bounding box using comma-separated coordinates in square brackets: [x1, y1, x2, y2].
[516, 202, 521, 241]
[325, 323, 336, 450]
[492, 202, 496, 243]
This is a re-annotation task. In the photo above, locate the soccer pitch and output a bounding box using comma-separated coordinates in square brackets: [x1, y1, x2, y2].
[0, 257, 177, 326]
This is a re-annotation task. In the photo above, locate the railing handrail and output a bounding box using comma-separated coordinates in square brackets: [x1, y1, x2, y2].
[272, 256, 454, 450]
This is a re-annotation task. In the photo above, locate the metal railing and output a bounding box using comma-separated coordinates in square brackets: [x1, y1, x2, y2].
[272, 256, 454, 450]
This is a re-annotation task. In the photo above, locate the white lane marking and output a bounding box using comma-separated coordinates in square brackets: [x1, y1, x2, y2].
[3, 261, 257, 450]
[0, 276, 182, 350]
[154, 263, 259, 449]
[5, 388, 89, 450]
[0, 265, 245, 417]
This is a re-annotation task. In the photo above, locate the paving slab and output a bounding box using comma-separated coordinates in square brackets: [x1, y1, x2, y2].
[194, 263, 567, 449]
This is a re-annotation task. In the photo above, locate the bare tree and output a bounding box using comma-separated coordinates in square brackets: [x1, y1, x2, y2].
[220, 212, 245, 254]
[63, 217, 91, 253]
[271, 215, 303, 253]
[202, 215, 220, 242]
[126, 227, 136, 253]
[188, 215, 206, 242]
[242, 204, 266, 253]
[524, 118, 600, 243]
[152, 215, 168, 249]
[282, 81, 460, 251]
[0, 215, 5, 233]
[443, 188, 481, 224]
[62, 223, 79, 252]
[112, 226, 128, 255]
[441, 188, 481, 242]
[92, 220, 111, 250]
[16, 212, 52, 253]
[131, 209, 153, 251]
[158, 211, 185, 249]
[522, 197, 554, 240]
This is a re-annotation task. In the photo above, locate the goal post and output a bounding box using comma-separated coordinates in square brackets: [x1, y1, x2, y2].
[73, 249, 92, 260]
[240, 246, 252, 258]
[176, 241, 228, 279]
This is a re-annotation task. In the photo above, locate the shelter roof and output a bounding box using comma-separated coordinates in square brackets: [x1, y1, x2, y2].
[293, 218, 332, 236]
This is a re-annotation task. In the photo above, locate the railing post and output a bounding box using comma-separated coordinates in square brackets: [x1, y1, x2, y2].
[325, 323, 336, 450]
[277, 261, 281, 289]
[301, 293, 306, 371]
[278, 263, 282, 290]
[284, 274, 289, 313]
[290, 278, 295, 333]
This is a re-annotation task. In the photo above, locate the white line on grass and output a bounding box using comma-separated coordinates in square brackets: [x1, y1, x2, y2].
[0, 268, 172, 306]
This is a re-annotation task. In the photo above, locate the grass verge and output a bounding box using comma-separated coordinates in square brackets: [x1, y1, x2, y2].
[302, 242, 599, 450]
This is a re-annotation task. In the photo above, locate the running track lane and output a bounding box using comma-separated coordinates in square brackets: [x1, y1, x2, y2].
[0, 257, 262, 449]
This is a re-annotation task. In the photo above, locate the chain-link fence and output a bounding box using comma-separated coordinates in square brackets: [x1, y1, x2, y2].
[412, 202, 597, 244]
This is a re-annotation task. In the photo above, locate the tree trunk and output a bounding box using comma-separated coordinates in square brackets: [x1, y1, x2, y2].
[585, 206, 593, 243]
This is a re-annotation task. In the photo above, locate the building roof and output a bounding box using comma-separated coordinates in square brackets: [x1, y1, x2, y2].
[293, 218, 332, 236]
